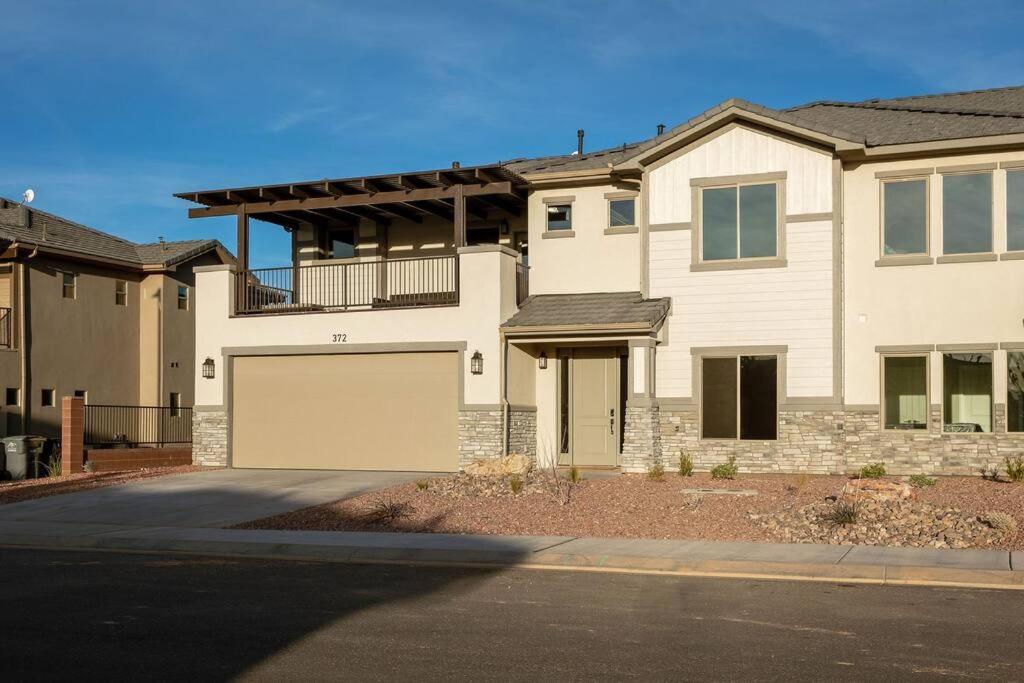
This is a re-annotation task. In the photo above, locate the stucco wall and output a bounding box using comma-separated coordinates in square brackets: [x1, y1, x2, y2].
[528, 184, 642, 295]
[843, 150, 1024, 406]
[193, 247, 519, 409]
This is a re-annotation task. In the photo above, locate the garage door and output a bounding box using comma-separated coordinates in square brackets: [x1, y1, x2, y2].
[231, 352, 459, 471]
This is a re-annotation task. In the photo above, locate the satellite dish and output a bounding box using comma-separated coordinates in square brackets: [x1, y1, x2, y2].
[22, 189, 34, 204]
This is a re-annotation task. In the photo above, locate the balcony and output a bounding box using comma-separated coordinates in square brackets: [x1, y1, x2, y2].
[0, 306, 12, 348]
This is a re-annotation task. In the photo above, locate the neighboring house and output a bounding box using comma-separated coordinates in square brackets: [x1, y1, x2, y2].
[181, 85, 1024, 476]
[0, 199, 233, 438]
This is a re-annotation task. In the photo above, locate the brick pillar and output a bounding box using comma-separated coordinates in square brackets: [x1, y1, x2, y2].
[61, 396, 85, 474]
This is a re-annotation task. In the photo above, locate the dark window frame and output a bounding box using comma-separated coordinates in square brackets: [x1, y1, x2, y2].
[699, 354, 779, 441]
[40, 388, 55, 408]
[546, 204, 573, 232]
[177, 285, 189, 311]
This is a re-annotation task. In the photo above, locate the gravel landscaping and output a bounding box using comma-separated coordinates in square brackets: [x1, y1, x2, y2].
[237, 468, 1024, 551]
[0, 466, 206, 506]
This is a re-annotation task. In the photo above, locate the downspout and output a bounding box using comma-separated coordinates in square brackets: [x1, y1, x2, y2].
[501, 331, 510, 457]
[16, 242, 39, 435]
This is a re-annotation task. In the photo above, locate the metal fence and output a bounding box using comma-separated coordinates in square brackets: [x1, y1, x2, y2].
[84, 404, 193, 447]
[236, 255, 459, 314]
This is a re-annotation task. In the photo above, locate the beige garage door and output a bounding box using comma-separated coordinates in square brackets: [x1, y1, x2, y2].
[231, 352, 459, 471]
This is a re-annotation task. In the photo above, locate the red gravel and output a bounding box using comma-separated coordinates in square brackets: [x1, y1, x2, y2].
[0, 466, 208, 506]
[237, 473, 1024, 551]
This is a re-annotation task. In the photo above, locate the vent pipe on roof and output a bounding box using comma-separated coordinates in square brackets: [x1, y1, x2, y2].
[657, 123, 665, 135]
[451, 161, 460, 169]
[577, 129, 584, 155]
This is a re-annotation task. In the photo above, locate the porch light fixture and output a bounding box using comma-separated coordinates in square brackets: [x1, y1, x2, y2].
[538, 352, 548, 370]
[202, 357, 216, 379]
[470, 350, 484, 375]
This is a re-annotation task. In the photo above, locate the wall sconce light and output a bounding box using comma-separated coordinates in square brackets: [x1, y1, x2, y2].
[470, 350, 484, 375]
[538, 352, 548, 370]
[202, 357, 216, 379]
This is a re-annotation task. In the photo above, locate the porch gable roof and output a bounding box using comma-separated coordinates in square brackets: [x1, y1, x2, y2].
[502, 291, 670, 333]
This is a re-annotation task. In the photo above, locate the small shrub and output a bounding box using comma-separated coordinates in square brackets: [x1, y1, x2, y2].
[1005, 456, 1024, 483]
[41, 457, 63, 478]
[415, 480, 430, 492]
[363, 498, 415, 525]
[983, 511, 1017, 535]
[677, 453, 693, 477]
[859, 463, 886, 479]
[710, 456, 738, 480]
[568, 466, 581, 484]
[981, 466, 1001, 482]
[508, 475, 524, 495]
[647, 463, 665, 481]
[823, 501, 859, 526]
[908, 474, 936, 488]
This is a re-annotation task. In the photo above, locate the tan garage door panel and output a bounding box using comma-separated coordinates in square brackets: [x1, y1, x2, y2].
[232, 352, 459, 471]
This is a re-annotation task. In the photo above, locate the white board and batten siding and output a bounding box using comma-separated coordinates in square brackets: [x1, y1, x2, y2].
[649, 126, 835, 400]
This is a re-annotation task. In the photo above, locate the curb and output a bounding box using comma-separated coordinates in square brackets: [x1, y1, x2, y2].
[2, 533, 1022, 591]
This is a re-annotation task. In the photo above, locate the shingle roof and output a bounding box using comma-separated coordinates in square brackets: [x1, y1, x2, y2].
[502, 86, 1024, 176]
[502, 292, 670, 329]
[0, 199, 231, 268]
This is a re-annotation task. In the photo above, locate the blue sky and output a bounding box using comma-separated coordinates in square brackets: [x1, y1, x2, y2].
[2, 0, 1023, 267]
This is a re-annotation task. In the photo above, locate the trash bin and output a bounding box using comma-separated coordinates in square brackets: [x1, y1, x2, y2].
[2, 436, 49, 480]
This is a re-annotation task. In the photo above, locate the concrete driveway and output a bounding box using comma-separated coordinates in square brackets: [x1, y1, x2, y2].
[0, 469, 427, 528]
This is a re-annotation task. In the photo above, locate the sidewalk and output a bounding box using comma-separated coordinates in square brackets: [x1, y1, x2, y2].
[0, 519, 1021, 590]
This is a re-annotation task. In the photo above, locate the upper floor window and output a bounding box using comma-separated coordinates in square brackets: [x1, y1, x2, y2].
[700, 183, 778, 261]
[882, 178, 928, 256]
[177, 286, 189, 311]
[1008, 170, 1024, 252]
[942, 172, 992, 255]
[328, 228, 356, 259]
[62, 273, 76, 299]
[115, 280, 127, 306]
[608, 198, 635, 228]
[546, 204, 572, 231]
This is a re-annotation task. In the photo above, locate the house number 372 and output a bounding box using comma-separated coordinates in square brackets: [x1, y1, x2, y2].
[332, 333, 348, 343]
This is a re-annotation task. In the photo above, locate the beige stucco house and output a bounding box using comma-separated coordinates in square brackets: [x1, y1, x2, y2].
[183, 85, 1024, 475]
[0, 199, 233, 438]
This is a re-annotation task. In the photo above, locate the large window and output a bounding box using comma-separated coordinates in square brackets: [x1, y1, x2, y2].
[1008, 170, 1024, 252]
[882, 355, 928, 430]
[1009, 351, 1024, 432]
[701, 355, 777, 440]
[328, 228, 356, 259]
[943, 352, 992, 432]
[882, 179, 928, 256]
[546, 204, 572, 231]
[608, 198, 635, 227]
[942, 172, 992, 255]
[701, 183, 777, 261]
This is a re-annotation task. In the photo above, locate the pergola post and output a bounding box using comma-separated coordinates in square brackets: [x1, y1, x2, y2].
[453, 184, 466, 248]
[236, 206, 249, 272]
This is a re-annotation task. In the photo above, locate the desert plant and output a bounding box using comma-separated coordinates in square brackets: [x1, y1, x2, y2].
[982, 511, 1018, 535]
[647, 463, 665, 481]
[823, 501, 859, 526]
[568, 466, 581, 484]
[41, 456, 63, 478]
[363, 498, 415, 525]
[908, 474, 936, 488]
[981, 466, 1001, 482]
[710, 456, 738, 480]
[508, 475, 524, 495]
[859, 462, 886, 479]
[415, 480, 430, 492]
[1005, 456, 1024, 483]
[677, 453, 694, 477]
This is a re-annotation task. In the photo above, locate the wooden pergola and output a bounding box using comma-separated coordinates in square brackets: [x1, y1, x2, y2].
[175, 164, 527, 271]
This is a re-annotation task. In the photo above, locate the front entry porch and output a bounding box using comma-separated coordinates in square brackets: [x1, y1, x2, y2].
[557, 347, 626, 468]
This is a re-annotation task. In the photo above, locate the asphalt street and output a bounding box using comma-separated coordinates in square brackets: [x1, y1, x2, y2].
[2, 547, 1022, 681]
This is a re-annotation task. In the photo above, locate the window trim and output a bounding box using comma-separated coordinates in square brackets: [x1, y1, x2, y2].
[177, 285, 189, 311]
[114, 279, 128, 306]
[61, 272, 77, 300]
[879, 352, 931, 432]
[542, 195, 575, 234]
[604, 191, 638, 234]
[940, 349, 995, 434]
[939, 169, 995, 258]
[693, 346, 786, 442]
[1006, 168, 1024, 255]
[878, 175, 931, 264]
[690, 172, 787, 272]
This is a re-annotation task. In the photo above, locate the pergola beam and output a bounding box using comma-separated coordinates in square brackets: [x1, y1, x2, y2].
[188, 181, 515, 219]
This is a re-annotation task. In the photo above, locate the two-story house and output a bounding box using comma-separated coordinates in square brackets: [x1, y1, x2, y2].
[0, 198, 233, 437]
[182, 85, 1024, 476]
